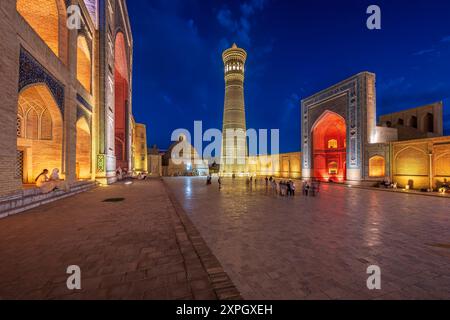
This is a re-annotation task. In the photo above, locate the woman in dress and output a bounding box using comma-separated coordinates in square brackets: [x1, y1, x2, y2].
[35, 169, 54, 194]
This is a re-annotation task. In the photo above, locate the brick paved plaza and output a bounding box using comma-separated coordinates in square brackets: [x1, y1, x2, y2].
[0, 179, 239, 300]
[165, 177, 450, 300]
[1, 177, 449, 300]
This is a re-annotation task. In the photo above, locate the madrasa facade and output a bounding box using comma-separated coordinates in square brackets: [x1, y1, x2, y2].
[250, 71, 450, 191]
[0, 0, 148, 215]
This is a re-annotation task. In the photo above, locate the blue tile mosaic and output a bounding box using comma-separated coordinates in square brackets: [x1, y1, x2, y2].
[18, 47, 65, 116]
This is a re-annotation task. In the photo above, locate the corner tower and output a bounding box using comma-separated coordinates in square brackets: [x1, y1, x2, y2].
[220, 43, 248, 176]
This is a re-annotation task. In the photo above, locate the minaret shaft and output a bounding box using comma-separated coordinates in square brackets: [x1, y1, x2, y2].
[220, 44, 248, 176]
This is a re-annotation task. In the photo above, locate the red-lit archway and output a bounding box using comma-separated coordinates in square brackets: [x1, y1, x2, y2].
[312, 111, 347, 182]
[114, 32, 129, 170]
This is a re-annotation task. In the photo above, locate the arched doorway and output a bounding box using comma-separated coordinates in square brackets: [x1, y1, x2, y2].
[312, 111, 347, 182]
[114, 32, 129, 171]
[369, 156, 386, 178]
[76, 117, 92, 180]
[16, 0, 68, 62]
[409, 116, 418, 129]
[16, 84, 63, 185]
[422, 113, 434, 133]
[76, 35, 92, 92]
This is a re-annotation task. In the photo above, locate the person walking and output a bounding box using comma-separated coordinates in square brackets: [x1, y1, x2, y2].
[218, 176, 222, 190]
[282, 181, 287, 196]
[311, 181, 316, 197]
[290, 180, 296, 196]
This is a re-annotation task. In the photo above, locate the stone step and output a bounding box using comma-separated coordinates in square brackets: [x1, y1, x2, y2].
[0, 181, 98, 219]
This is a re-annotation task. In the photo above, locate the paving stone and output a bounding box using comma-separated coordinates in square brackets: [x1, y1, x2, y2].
[0, 180, 238, 300]
[165, 177, 450, 300]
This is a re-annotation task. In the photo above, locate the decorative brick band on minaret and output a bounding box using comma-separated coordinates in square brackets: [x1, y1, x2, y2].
[220, 43, 248, 176]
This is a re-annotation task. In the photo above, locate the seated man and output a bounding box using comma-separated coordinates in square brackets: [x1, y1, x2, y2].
[49, 168, 69, 192]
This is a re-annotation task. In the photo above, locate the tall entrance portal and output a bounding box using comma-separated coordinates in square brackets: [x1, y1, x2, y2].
[114, 32, 130, 171]
[302, 72, 376, 182]
[312, 111, 347, 182]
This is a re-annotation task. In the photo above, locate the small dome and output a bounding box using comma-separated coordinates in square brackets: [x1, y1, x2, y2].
[232, 43, 238, 49]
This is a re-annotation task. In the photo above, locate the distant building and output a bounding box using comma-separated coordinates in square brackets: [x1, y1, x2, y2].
[162, 135, 209, 177]
[379, 102, 443, 140]
[133, 122, 148, 173]
[147, 145, 162, 177]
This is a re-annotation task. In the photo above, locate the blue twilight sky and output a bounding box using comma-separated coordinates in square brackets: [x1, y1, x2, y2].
[128, 0, 450, 153]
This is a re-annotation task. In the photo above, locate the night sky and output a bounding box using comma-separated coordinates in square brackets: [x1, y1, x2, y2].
[128, 0, 450, 153]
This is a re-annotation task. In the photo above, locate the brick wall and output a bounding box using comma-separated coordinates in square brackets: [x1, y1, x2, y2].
[0, 1, 21, 196]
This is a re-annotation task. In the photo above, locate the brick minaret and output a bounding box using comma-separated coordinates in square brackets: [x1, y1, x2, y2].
[220, 43, 248, 176]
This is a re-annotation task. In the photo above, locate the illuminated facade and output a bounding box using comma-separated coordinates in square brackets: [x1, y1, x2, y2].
[301, 72, 449, 190]
[133, 122, 148, 173]
[0, 0, 147, 202]
[248, 153, 302, 179]
[302, 72, 377, 182]
[220, 44, 248, 176]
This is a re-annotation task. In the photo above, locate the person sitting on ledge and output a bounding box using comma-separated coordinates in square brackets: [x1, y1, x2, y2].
[35, 169, 67, 194]
[35, 169, 53, 194]
[136, 172, 148, 180]
[439, 179, 449, 194]
[49, 168, 69, 192]
[116, 167, 123, 181]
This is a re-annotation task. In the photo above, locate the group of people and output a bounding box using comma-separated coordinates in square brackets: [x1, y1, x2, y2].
[116, 167, 130, 181]
[35, 169, 69, 194]
[302, 180, 321, 197]
[439, 179, 449, 194]
[205, 175, 324, 198]
[272, 179, 296, 197]
[135, 172, 148, 180]
[250, 176, 298, 197]
[380, 178, 398, 189]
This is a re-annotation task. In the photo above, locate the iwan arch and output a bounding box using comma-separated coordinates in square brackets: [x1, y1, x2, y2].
[0, 0, 148, 212]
